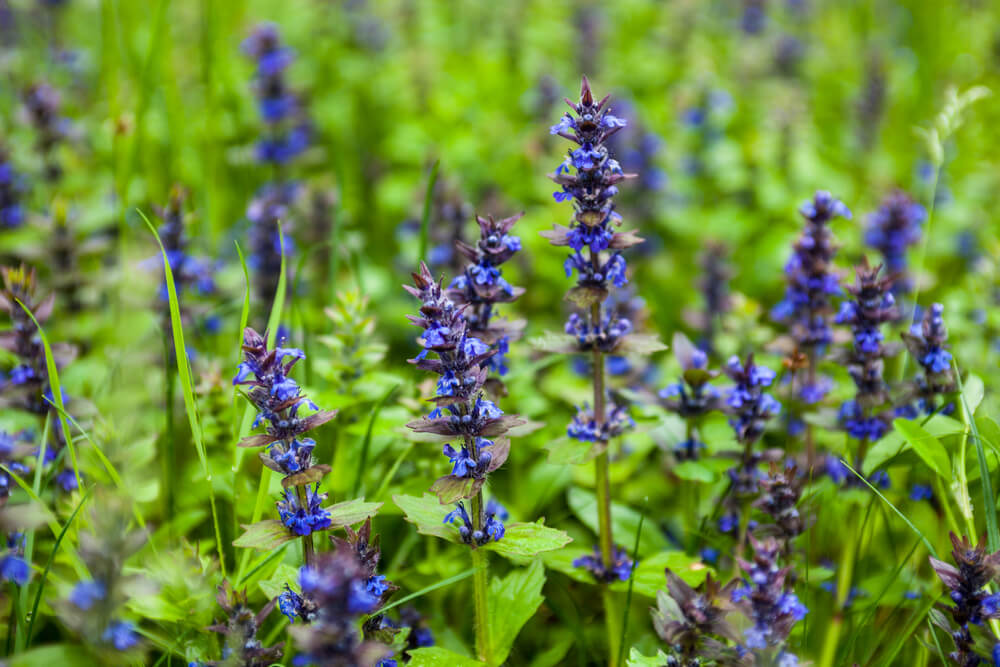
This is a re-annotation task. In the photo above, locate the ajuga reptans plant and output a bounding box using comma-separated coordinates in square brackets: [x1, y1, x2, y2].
[772, 191, 848, 460]
[242, 23, 310, 315]
[543, 76, 650, 584]
[404, 260, 524, 660]
[930, 533, 1000, 665]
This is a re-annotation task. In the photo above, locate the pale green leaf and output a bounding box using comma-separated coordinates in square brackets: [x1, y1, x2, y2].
[232, 519, 297, 551]
[962, 374, 985, 415]
[610, 550, 710, 598]
[327, 498, 383, 527]
[484, 521, 572, 560]
[488, 560, 546, 665]
[893, 418, 951, 479]
[393, 493, 459, 543]
[407, 647, 484, 667]
[627, 647, 669, 667]
[672, 461, 716, 483]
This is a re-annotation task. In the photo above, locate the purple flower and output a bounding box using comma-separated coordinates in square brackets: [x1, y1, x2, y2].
[865, 190, 925, 293]
[0, 554, 28, 585]
[70, 580, 107, 610]
[277, 484, 332, 536]
[573, 544, 634, 583]
[101, 620, 140, 651]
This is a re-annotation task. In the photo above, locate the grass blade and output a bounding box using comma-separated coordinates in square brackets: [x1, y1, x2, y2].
[353, 384, 400, 497]
[14, 300, 79, 491]
[841, 459, 938, 558]
[617, 502, 645, 667]
[26, 490, 89, 646]
[875, 593, 939, 666]
[141, 209, 226, 578]
[418, 159, 440, 262]
[379, 567, 476, 615]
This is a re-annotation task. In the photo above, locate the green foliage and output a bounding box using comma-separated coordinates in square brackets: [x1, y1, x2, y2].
[487, 560, 546, 665]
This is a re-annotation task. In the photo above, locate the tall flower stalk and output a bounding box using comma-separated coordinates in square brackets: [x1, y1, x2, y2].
[772, 191, 848, 462]
[233, 327, 338, 570]
[835, 258, 897, 467]
[404, 262, 523, 662]
[242, 23, 310, 317]
[543, 76, 653, 665]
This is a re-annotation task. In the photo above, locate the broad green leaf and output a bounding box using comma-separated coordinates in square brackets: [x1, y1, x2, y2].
[864, 414, 963, 475]
[610, 550, 710, 598]
[892, 418, 951, 479]
[393, 493, 459, 543]
[327, 498, 383, 527]
[407, 647, 484, 667]
[431, 475, 483, 504]
[488, 560, 546, 665]
[567, 487, 669, 556]
[627, 648, 670, 667]
[484, 521, 572, 559]
[233, 519, 297, 551]
[672, 461, 716, 483]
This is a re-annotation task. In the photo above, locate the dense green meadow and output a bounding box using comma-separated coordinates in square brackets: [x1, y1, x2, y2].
[3, 0, 1000, 665]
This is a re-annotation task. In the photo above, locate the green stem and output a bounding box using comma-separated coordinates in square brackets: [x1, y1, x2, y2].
[603, 588, 622, 667]
[591, 302, 613, 568]
[470, 492, 491, 663]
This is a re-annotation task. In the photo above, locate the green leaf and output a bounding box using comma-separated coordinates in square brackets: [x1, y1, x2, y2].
[893, 418, 951, 479]
[142, 211, 226, 577]
[864, 414, 963, 475]
[626, 648, 669, 667]
[610, 550, 709, 598]
[354, 384, 400, 496]
[617, 333, 668, 355]
[544, 437, 606, 465]
[963, 374, 985, 415]
[407, 647, 484, 667]
[430, 475, 483, 504]
[393, 493, 459, 543]
[26, 489, 89, 646]
[528, 332, 578, 354]
[9, 645, 98, 667]
[13, 301, 79, 493]
[488, 560, 546, 665]
[327, 498, 383, 528]
[567, 487, 669, 556]
[232, 520, 297, 551]
[672, 461, 716, 483]
[484, 521, 572, 560]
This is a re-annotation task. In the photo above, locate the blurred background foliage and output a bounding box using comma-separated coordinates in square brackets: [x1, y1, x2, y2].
[3, 0, 1000, 664]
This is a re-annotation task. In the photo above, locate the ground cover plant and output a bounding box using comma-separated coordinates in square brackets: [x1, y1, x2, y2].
[2, 0, 1000, 665]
